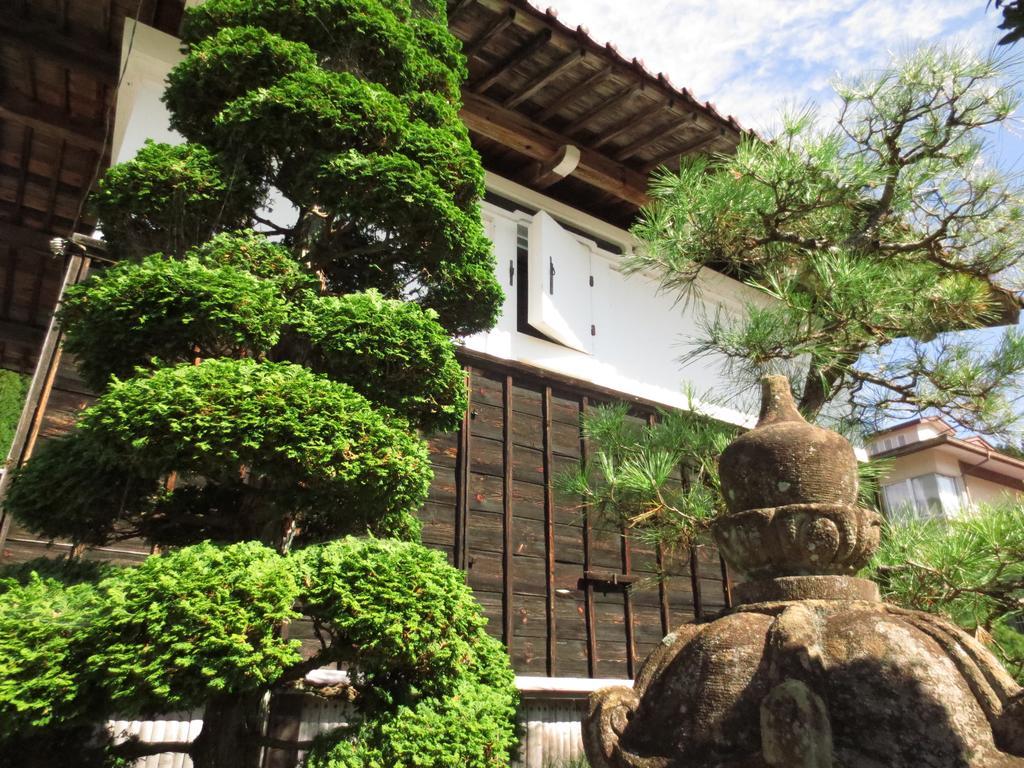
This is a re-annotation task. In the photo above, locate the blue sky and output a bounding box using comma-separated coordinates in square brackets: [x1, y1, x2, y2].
[538, 0, 1024, 167]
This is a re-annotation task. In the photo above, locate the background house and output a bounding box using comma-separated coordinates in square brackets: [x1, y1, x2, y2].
[869, 417, 1024, 521]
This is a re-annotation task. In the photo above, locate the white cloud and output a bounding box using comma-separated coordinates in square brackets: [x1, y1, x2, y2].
[533, 0, 1009, 130]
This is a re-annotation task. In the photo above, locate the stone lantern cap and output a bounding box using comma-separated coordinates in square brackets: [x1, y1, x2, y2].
[583, 375, 1024, 768]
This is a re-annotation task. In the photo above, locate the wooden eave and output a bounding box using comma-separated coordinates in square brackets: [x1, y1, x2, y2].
[451, 0, 747, 227]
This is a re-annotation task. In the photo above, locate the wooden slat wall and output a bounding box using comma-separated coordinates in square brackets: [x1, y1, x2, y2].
[420, 359, 732, 679]
[0, 351, 732, 679]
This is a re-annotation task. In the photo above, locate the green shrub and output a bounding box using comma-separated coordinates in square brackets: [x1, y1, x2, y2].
[60, 254, 290, 389]
[92, 141, 260, 259]
[299, 538, 518, 768]
[297, 290, 466, 432]
[90, 541, 301, 713]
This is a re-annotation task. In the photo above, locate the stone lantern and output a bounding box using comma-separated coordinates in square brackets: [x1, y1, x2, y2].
[583, 376, 1024, 768]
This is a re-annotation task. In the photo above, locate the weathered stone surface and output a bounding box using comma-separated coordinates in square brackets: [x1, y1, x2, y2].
[718, 376, 858, 515]
[584, 601, 1024, 767]
[713, 503, 882, 580]
[583, 375, 1024, 768]
[733, 575, 880, 604]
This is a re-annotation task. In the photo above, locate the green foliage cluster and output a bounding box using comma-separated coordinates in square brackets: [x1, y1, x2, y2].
[60, 254, 291, 390]
[9, 360, 431, 546]
[0, 370, 28, 457]
[631, 46, 1024, 435]
[556, 399, 736, 548]
[1, 0, 515, 763]
[300, 539, 517, 768]
[869, 503, 1024, 682]
[0, 540, 517, 767]
[92, 141, 259, 260]
[296, 290, 467, 433]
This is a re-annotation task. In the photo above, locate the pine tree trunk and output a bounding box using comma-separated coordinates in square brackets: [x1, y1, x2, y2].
[190, 693, 265, 768]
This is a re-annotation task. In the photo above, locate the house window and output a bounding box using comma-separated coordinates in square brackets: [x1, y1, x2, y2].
[881, 473, 967, 522]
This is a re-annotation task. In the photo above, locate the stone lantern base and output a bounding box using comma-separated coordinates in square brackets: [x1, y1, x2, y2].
[585, 593, 1024, 768]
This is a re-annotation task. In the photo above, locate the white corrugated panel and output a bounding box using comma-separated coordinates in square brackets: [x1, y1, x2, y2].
[108, 709, 203, 768]
[107, 681, 600, 768]
[513, 699, 587, 768]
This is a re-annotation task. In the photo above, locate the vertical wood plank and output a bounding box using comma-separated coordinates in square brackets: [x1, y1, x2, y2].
[649, 412, 671, 637]
[621, 524, 636, 678]
[453, 370, 472, 570]
[542, 386, 556, 676]
[502, 374, 514, 648]
[580, 396, 597, 677]
[689, 546, 704, 621]
[656, 541, 671, 636]
[720, 554, 734, 609]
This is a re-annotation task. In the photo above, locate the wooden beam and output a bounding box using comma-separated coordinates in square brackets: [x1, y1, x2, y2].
[13, 127, 33, 224]
[2, 247, 18, 320]
[642, 128, 726, 173]
[657, 541, 671, 636]
[43, 140, 67, 232]
[542, 385, 557, 676]
[471, 29, 552, 94]
[525, 143, 579, 190]
[591, 99, 668, 150]
[0, 253, 91, 554]
[460, 91, 650, 207]
[0, 221, 74, 255]
[565, 85, 639, 136]
[0, 91, 106, 152]
[503, 47, 585, 109]
[462, 7, 516, 60]
[0, 17, 118, 82]
[621, 525, 636, 678]
[720, 554, 733, 609]
[447, 0, 476, 21]
[535, 64, 614, 123]
[615, 114, 695, 162]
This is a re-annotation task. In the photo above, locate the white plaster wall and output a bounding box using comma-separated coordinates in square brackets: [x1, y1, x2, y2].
[964, 475, 1020, 508]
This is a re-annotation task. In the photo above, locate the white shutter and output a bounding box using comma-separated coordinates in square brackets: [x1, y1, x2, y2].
[527, 211, 593, 353]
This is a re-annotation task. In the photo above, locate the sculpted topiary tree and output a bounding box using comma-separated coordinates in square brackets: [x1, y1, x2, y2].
[0, 1, 516, 765]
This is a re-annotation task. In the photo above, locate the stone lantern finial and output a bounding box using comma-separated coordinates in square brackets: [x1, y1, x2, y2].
[584, 375, 1024, 768]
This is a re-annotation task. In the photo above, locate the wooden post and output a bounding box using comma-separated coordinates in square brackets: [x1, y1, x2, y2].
[689, 546, 704, 621]
[0, 250, 90, 554]
[580, 395, 597, 677]
[657, 541, 671, 636]
[453, 370, 473, 570]
[501, 374, 514, 648]
[542, 385, 556, 676]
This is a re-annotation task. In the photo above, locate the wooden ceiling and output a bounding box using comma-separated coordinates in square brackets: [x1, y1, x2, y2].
[0, 0, 184, 374]
[0, 0, 745, 376]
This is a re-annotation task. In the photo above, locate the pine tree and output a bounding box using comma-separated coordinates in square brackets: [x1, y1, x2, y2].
[0, 1, 516, 765]
[631, 46, 1024, 436]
